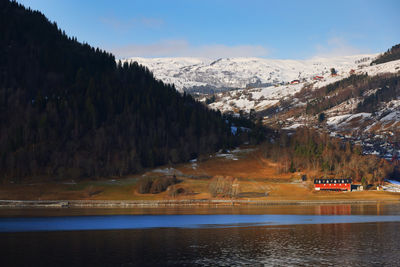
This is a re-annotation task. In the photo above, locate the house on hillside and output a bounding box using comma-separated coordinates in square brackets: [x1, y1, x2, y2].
[290, 79, 300, 84]
[314, 178, 352, 191]
[313, 75, 324, 80]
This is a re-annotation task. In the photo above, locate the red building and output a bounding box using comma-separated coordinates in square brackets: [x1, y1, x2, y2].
[314, 178, 352, 191]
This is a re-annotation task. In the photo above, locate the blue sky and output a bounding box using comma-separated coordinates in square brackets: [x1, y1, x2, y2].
[17, 0, 400, 59]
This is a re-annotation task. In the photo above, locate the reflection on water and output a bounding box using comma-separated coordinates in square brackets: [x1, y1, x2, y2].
[1, 222, 400, 266]
[1, 204, 400, 266]
[2, 214, 400, 232]
[315, 205, 352, 215]
[1, 202, 400, 217]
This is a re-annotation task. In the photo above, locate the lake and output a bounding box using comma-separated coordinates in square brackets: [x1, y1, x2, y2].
[1, 204, 400, 266]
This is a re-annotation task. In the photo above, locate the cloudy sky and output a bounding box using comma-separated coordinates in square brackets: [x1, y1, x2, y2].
[18, 0, 400, 59]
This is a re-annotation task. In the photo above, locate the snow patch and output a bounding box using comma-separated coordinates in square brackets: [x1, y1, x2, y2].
[381, 111, 400, 121]
[283, 123, 304, 130]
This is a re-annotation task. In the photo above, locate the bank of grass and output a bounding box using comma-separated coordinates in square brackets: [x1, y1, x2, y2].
[0, 146, 399, 202]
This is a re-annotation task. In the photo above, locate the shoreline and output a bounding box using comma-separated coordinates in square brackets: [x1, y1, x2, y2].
[1, 199, 399, 208]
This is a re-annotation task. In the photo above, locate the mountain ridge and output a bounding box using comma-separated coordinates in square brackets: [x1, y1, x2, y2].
[125, 54, 377, 93]
[128, 50, 400, 159]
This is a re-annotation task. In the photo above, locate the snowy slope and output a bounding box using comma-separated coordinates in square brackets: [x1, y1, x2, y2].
[124, 55, 399, 135]
[267, 59, 400, 136]
[210, 58, 400, 113]
[124, 55, 376, 92]
[126, 54, 399, 155]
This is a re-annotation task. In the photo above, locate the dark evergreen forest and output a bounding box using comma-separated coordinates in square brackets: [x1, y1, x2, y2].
[0, 1, 243, 181]
[371, 44, 400, 65]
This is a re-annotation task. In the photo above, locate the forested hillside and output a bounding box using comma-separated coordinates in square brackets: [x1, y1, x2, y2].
[0, 1, 238, 181]
[303, 73, 400, 115]
[263, 128, 396, 185]
[371, 44, 400, 65]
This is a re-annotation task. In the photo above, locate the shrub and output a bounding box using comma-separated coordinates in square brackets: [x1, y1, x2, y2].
[137, 177, 153, 194]
[137, 175, 179, 194]
[168, 186, 189, 197]
[209, 176, 239, 198]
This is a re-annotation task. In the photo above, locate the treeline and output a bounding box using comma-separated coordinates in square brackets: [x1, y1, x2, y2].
[263, 128, 396, 184]
[303, 73, 400, 115]
[225, 110, 269, 145]
[325, 74, 368, 95]
[371, 44, 400, 65]
[0, 1, 244, 181]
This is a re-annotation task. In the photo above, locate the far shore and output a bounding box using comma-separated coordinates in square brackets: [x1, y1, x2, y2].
[1, 199, 399, 209]
[2, 147, 399, 209]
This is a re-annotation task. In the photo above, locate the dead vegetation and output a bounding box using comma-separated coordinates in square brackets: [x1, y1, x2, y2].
[209, 176, 239, 198]
[1, 145, 400, 202]
[137, 175, 179, 194]
[167, 185, 194, 197]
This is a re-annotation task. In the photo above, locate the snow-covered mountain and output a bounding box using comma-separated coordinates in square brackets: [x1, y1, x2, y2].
[260, 58, 400, 140]
[124, 55, 375, 93]
[124, 53, 400, 157]
[208, 58, 400, 114]
[125, 54, 399, 136]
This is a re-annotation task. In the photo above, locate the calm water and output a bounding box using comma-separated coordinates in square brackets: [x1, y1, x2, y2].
[1, 204, 400, 266]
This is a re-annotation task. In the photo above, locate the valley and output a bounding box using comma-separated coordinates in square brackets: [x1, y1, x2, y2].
[1, 1, 399, 204]
[2, 1, 400, 266]
[133, 53, 400, 162]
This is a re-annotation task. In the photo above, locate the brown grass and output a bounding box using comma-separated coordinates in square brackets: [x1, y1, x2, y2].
[178, 150, 293, 180]
[1, 146, 400, 202]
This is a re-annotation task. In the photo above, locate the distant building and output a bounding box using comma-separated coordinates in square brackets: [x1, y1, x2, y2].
[290, 80, 300, 84]
[314, 178, 352, 191]
[313, 75, 324, 80]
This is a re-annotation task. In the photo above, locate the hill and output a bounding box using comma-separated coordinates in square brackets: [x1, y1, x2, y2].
[264, 60, 400, 134]
[371, 44, 400, 65]
[126, 55, 375, 94]
[0, 0, 240, 182]
[131, 46, 400, 160]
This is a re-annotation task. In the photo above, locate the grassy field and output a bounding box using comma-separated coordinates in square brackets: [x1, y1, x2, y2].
[1, 146, 399, 202]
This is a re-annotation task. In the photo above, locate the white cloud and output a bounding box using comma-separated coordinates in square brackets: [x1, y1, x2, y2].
[313, 37, 366, 58]
[100, 16, 164, 32]
[110, 39, 269, 59]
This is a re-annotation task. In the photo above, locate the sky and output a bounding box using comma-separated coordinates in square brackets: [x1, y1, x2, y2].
[17, 0, 400, 59]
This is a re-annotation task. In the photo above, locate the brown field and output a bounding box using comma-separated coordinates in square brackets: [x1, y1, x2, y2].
[1, 146, 399, 202]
